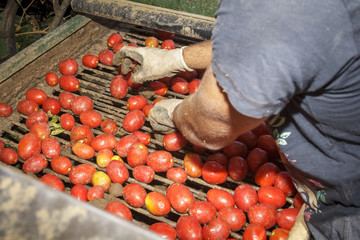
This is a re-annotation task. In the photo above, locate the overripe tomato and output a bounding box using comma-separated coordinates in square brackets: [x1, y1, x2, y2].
[276, 208, 300, 231]
[246, 147, 269, 173]
[91, 171, 111, 191]
[202, 218, 231, 240]
[222, 140, 247, 159]
[0, 148, 18, 165]
[70, 125, 94, 145]
[257, 134, 279, 158]
[188, 201, 217, 225]
[166, 167, 187, 183]
[171, 77, 188, 94]
[202, 161, 228, 185]
[105, 201, 132, 221]
[149, 222, 176, 240]
[18, 133, 42, 160]
[146, 150, 173, 172]
[80, 110, 102, 128]
[87, 185, 104, 200]
[42, 98, 61, 115]
[227, 156, 248, 181]
[51, 155, 72, 175]
[96, 148, 114, 168]
[106, 160, 129, 184]
[58, 91, 75, 110]
[163, 132, 188, 151]
[183, 153, 203, 178]
[107, 33, 123, 48]
[45, 72, 59, 86]
[132, 131, 151, 145]
[17, 99, 38, 115]
[149, 81, 168, 95]
[248, 203, 277, 229]
[122, 110, 146, 132]
[99, 49, 114, 65]
[91, 133, 117, 151]
[110, 75, 128, 99]
[254, 162, 280, 186]
[0, 103, 13, 117]
[145, 192, 171, 216]
[59, 113, 75, 131]
[123, 183, 147, 207]
[59, 75, 80, 92]
[161, 39, 175, 50]
[82, 54, 99, 68]
[176, 215, 202, 240]
[26, 110, 48, 128]
[40, 174, 65, 191]
[258, 186, 287, 209]
[126, 142, 148, 167]
[71, 96, 94, 115]
[188, 78, 201, 94]
[101, 119, 118, 135]
[59, 58, 78, 75]
[26, 88, 47, 105]
[127, 95, 147, 110]
[234, 184, 258, 212]
[69, 163, 96, 185]
[242, 224, 266, 240]
[72, 142, 95, 159]
[145, 36, 159, 47]
[70, 184, 88, 201]
[218, 207, 246, 232]
[237, 131, 258, 150]
[115, 134, 139, 157]
[41, 137, 61, 159]
[166, 183, 194, 213]
[22, 154, 48, 173]
[132, 165, 155, 183]
[207, 188, 235, 211]
[274, 171, 297, 196]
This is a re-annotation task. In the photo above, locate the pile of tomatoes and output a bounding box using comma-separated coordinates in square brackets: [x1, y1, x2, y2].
[0, 31, 305, 240]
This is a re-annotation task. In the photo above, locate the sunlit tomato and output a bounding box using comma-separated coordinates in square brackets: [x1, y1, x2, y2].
[69, 163, 96, 185]
[132, 131, 151, 145]
[237, 131, 258, 151]
[113, 43, 126, 53]
[91, 171, 111, 192]
[218, 207, 246, 232]
[127, 142, 148, 168]
[91, 134, 117, 152]
[206, 153, 228, 166]
[59, 75, 80, 92]
[96, 149, 114, 168]
[258, 186, 287, 209]
[132, 165, 155, 183]
[142, 104, 154, 117]
[0, 103, 12, 117]
[29, 121, 50, 140]
[26, 88, 47, 105]
[171, 77, 188, 94]
[101, 119, 118, 135]
[42, 98, 61, 115]
[122, 110, 146, 132]
[51, 155, 72, 175]
[161, 39, 175, 50]
[157, 30, 175, 40]
[242, 224, 266, 240]
[105, 201, 133, 221]
[293, 192, 305, 209]
[107, 33, 123, 48]
[149, 80, 168, 95]
[252, 122, 272, 137]
[176, 215, 202, 240]
[145, 192, 171, 216]
[22, 154, 48, 173]
[18, 133, 42, 160]
[45, 72, 59, 86]
[70, 184, 88, 201]
[146, 150, 174, 172]
[41, 137, 61, 159]
[99, 49, 114, 65]
[188, 79, 201, 94]
[257, 134, 279, 158]
[184, 153, 203, 178]
[166, 167, 187, 183]
[246, 147, 269, 173]
[26, 110, 48, 128]
[127, 95, 147, 110]
[110, 75, 128, 99]
[106, 160, 129, 184]
[0, 148, 18, 165]
[82, 54, 99, 68]
[189, 201, 217, 225]
[115, 134, 139, 157]
[202, 218, 231, 240]
[202, 161, 228, 185]
[87, 185, 104, 200]
[269, 228, 290, 240]
[276, 208, 300, 231]
[149, 222, 176, 240]
[70, 125, 94, 145]
[40, 174, 65, 191]
[248, 203, 277, 229]
[59, 58, 78, 75]
[254, 162, 280, 186]
[222, 140, 247, 159]
[58, 91, 75, 110]
[166, 183, 195, 213]
[72, 142, 95, 159]
[17, 99, 38, 116]
[234, 184, 258, 212]
[227, 156, 248, 181]
[163, 132, 188, 152]
[123, 183, 147, 208]
[72, 96, 93, 115]
[79, 110, 102, 128]
[274, 171, 297, 196]
[145, 36, 159, 47]
[207, 188, 235, 211]
[59, 113, 75, 131]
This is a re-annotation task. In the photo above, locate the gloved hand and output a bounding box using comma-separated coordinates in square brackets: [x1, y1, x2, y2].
[288, 204, 310, 240]
[148, 99, 183, 134]
[112, 46, 193, 84]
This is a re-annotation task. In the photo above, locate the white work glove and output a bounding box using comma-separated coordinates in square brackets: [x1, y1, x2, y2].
[112, 46, 193, 84]
[148, 99, 183, 134]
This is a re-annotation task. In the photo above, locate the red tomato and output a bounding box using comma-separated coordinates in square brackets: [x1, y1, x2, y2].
[293, 192, 305, 209]
[157, 30, 175, 40]
[202, 161, 228, 185]
[237, 131, 258, 150]
[26, 88, 47, 105]
[106, 160, 129, 184]
[161, 39, 175, 50]
[128, 42, 139, 47]
[202, 218, 231, 240]
[115, 134, 139, 157]
[72, 142, 95, 159]
[0, 140, 3, 150]
[110, 75, 128, 99]
[90, 134, 117, 151]
[18, 133, 42, 160]
[218, 207, 246, 232]
[171, 77, 188, 94]
[122, 110, 146, 132]
[269, 228, 290, 240]
[176, 70, 198, 81]
[71, 96, 94, 115]
[146, 150, 174, 172]
[40, 174, 65, 191]
[184, 153, 203, 178]
[188, 79, 201, 94]
[45, 72, 58, 86]
[145, 36, 159, 47]
[126, 72, 143, 89]
[257, 134, 279, 158]
[0, 148, 19, 165]
[79, 110, 102, 128]
[59, 58, 78, 75]
[26, 110, 48, 128]
[166, 167, 187, 183]
[142, 104, 154, 117]
[189, 201, 217, 225]
[158, 76, 173, 86]
[258, 186, 287, 209]
[113, 43, 126, 53]
[132, 165, 155, 183]
[41, 137, 61, 159]
[176, 215, 202, 240]
[145, 192, 171, 216]
[166, 183, 195, 213]
[127, 142, 148, 167]
[82, 54, 99, 68]
[274, 171, 297, 196]
[87, 185, 104, 200]
[254, 162, 280, 186]
[51, 155, 72, 175]
[242, 224, 266, 240]
[206, 153, 228, 166]
[207, 189, 235, 211]
[0, 103, 13, 117]
[17, 99, 39, 116]
[276, 208, 300, 231]
[227, 156, 248, 181]
[107, 33, 123, 47]
[127, 95, 148, 111]
[99, 49, 114, 65]
[58, 91, 75, 110]
[234, 184, 258, 212]
[248, 203, 277, 229]
[105, 201, 132, 221]
[222, 140, 247, 159]
[42, 98, 61, 115]
[153, 97, 167, 105]
[132, 131, 151, 145]
[59, 75, 80, 92]
[149, 222, 176, 240]
[246, 147, 269, 173]
[70, 125, 94, 145]
[69, 163, 96, 185]
[123, 183, 147, 208]
[252, 122, 272, 137]
[163, 132, 188, 151]
[60, 113, 75, 131]
[149, 81, 168, 95]
[100, 119, 118, 135]
[70, 184, 88, 201]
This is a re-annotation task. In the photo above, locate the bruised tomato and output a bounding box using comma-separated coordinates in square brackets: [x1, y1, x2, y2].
[51, 155, 72, 175]
[246, 147, 269, 173]
[163, 132, 188, 152]
[202, 161, 228, 185]
[122, 110, 146, 132]
[26, 110, 48, 128]
[176, 215, 202, 240]
[82, 54, 99, 68]
[276, 208, 300, 231]
[184, 153, 203, 178]
[42, 98, 61, 115]
[234, 184, 258, 212]
[254, 162, 280, 187]
[40, 174, 65, 191]
[248, 203, 277, 229]
[99, 49, 114, 65]
[110, 75, 128, 99]
[0, 148, 18, 165]
[132, 165, 155, 184]
[218, 207, 246, 232]
[59, 75, 80, 92]
[106, 160, 129, 184]
[70, 184, 88, 201]
[72, 142, 95, 159]
[45, 72, 59, 86]
[149, 222, 176, 240]
[127, 95, 147, 110]
[115, 135, 139, 157]
[59, 113, 75, 131]
[123, 183, 147, 208]
[22, 154, 48, 173]
[105, 201, 132, 221]
[166, 183, 194, 213]
[132, 131, 151, 145]
[59, 58, 78, 75]
[146, 150, 173, 172]
[101, 119, 118, 135]
[188, 79, 201, 94]
[166, 167, 187, 183]
[18, 133, 42, 160]
[70, 125, 94, 145]
[189, 201, 217, 225]
[91, 134, 117, 151]
[171, 77, 188, 94]
[80, 110, 102, 128]
[69, 163, 96, 185]
[71, 96, 94, 115]
[161, 39, 176, 50]
[227, 156, 248, 181]
[17, 99, 38, 116]
[202, 218, 231, 240]
[87, 185, 104, 200]
[107, 33, 123, 48]
[149, 81, 168, 95]
[207, 188, 235, 211]
[243, 224, 266, 240]
[41, 137, 61, 159]
[127, 142, 148, 167]
[58, 91, 75, 110]
[0, 103, 13, 117]
[26, 88, 47, 105]
[145, 36, 159, 47]
[145, 192, 171, 216]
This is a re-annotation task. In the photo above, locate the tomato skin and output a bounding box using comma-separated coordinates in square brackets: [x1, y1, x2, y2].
[42, 98, 61, 115]
[207, 188, 235, 211]
[258, 186, 287, 209]
[227, 156, 248, 181]
[270, 228, 290, 240]
[0, 148, 19, 165]
[105, 201, 132, 221]
[254, 162, 280, 187]
[60, 113, 75, 131]
[145, 192, 171, 216]
[248, 203, 277, 229]
[252, 122, 272, 137]
[157, 30, 175, 40]
[237, 130, 258, 150]
[146, 150, 174, 172]
[96, 149, 114, 168]
[149, 222, 176, 240]
[51, 155, 72, 175]
[101, 119, 118, 135]
[26, 110, 48, 128]
[71, 96, 94, 115]
[257, 134, 279, 158]
[163, 132, 188, 152]
[206, 153, 228, 166]
[41, 137, 61, 159]
[184, 153, 203, 178]
[246, 147, 269, 173]
[188, 79, 201, 94]
[69, 163, 96, 185]
[115, 135, 139, 157]
[274, 171, 297, 196]
[99, 49, 114, 65]
[222, 140, 247, 159]
[106, 160, 129, 184]
[132, 131, 151, 145]
[176, 215, 202, 240]
[92, 171, 111, 192]
[189, 201, 217, 225]
[145, 36, 159, 47]
[123, 183, 147, 208]
[0, 103, 13, 117]
[59, 75, 80, 92]
[171, 77, 188, 94]
[70, 125, 94, 145]
[87, 185, 105, 200]
[127, 142, 148, 168]
[59, 58, 78, 75]
[276, 208, 300, 231]
[122, 110, 146, 133]
[242, 224, 267, 240]
[17, 99, 39, 116]
[149, 81, 168, 95]
[202, 161, 228, 185]
[72, 142, 95, 159]
[80, 110, 102, 128]
[202, 218, 231, 240]
[176, 70, 198, 81]
[293, 192, 305, 209]
[58, 91, 75, 110]
[45, 72, 59, 86]
[29, 121, 50, 140]
[166, 183, 195, 213]
[127, 95, 148, 111]
[126, 72, 143, 88]
[166, 167, 187, 183]
[161, 39, 176, 50]
[218, 207, 246, 232]
[142, 104, 154, 117]
[91, 134, 117, 151]
[132, 165, 155, 183]
[22, 154, 48, 173]
[107, 33, 123, 47]
[110, 75, 128, 99]
[18, 133, 42, 160]
[40, 174, 65, 191]
[234, 184, 258, 212]
[113, 43, 126, 53]
[26, 88, 47, 105]
[70, 184, 88, 201]
[82, 54, 99, 68]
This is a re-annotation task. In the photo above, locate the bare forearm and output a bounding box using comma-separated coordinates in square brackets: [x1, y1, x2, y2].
[183, 41, 212, 69]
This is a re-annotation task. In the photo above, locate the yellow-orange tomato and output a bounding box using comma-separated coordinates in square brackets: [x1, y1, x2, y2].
[92, 171, 111, 192]
[145, 192, 171, 216]
[96, 149, 114, 168]
[145, 36, 159, 48]
[111, 155, 124, 162]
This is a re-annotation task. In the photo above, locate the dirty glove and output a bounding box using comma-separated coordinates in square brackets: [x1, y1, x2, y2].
[148, 99, 183, 134]
[113, 46, 193, 84]
[288, 204, 310, 240]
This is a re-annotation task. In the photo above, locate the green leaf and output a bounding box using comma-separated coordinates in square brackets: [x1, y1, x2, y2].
[50, 128, 65, 136]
